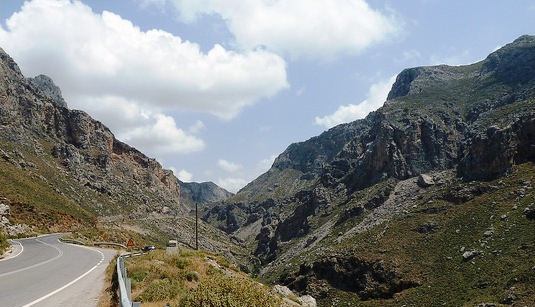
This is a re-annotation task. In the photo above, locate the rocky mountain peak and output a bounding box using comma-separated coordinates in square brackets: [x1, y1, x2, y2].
[28, 74, 67, 108]
[481, 34, 535, 84]
[179, 181, 234, 207]
[0, 47, 24, 81]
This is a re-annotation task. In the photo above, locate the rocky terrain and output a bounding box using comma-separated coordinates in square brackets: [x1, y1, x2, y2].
[0, 47, 244, 260]
[179, 180, 233, 209]
[203, 35, 535, 305]
[1, 33, 535, 305]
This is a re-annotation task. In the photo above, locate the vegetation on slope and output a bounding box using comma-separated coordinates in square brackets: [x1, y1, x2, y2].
[264, 163, 535, 306]
[0, 230, 8, 254]
[123, 249, 283, 307]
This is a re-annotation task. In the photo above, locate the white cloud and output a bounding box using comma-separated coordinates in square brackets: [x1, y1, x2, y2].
[73, 95, 204, 156]
[175, 169, 193, 182]
[315, 76, 396, 129]
[216, 177, 248, 193]
[121, 114, 205, 155]
[429, 50, 472, 66]
[188, 120, 205, 134]
[217, 159, 243, 173]
[0, 0, 288, 120]
[257, 154, 277, 173]
[159, 0, 400, 58]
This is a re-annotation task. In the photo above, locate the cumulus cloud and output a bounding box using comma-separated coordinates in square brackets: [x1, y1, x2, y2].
[121, 114, 205, 155]
[315, 76, 396, 129]
[0, 0, 289, 158]
[188, 120, 205, 134]
[0, 0, 288, 119]
[73, 95, 204, 155]
[218, 159, 243, 173]
[216, 177, 248, 193]
[257, 154, 277, 173]
[156, 0, 400, 58]
[176, 169, 193, 182]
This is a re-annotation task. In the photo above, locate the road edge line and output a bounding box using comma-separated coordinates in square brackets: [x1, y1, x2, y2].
[0, 240, 23, 262]
[21, 248, 105, 307]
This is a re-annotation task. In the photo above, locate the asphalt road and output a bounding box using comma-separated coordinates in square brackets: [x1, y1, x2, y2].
[0, 234, 116, 307]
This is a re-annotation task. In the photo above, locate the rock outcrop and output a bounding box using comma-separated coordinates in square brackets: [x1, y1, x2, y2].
[179, 180, 233, 208]
[0, 47, 241, 257]
[202, 35, 535, 302]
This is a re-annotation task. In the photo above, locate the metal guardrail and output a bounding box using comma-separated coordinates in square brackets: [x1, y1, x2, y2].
[94, 241, 127, 249]
[59, 238, 127, 249]
[117, 253, 141, 307]
[58, 238, 86, 245]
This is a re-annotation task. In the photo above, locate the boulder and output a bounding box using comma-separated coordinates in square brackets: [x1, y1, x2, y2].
[524, 207, 535, 220]
[298, 295, 317, 307]
[462, 250, 481, 261]
[418, 174, 435, 187]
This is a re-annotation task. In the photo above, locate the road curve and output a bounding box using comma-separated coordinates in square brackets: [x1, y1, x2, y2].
[0, 234, 116, 307]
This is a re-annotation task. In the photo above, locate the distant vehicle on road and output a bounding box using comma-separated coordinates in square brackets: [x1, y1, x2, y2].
[141, 245, 156, 252]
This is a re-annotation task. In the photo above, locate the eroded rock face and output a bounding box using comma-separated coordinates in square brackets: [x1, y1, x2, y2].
[28, 74, 67, 108]
[283, 256, 418, 300]
[179, 181, 233, 208]
[0, 47, 185, 217]
[0, 201, 30, 236]
[458, 115, 535, 181]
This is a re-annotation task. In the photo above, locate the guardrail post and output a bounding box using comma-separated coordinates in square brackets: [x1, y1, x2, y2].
[117, 253, 141, 307]
[126, 278, 132, 301]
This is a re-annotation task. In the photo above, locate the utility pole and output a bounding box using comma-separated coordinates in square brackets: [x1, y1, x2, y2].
[195, 202, 198, 250]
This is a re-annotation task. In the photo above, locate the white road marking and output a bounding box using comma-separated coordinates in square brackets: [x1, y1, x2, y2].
[0, 240, 24, 262]
[0, 237, 63, 278]
[21, 248, 105, 307]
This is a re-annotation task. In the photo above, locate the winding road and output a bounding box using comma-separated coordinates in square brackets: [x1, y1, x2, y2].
[0, 234, 116, 307]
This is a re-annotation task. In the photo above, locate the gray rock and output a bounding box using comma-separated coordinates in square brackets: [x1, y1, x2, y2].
[524, 207, 535, 219]
[462, 250, 481, 261]
[483, 230, 494, 237]
[298, 295, 317, 307]
[28, 74, 67, 108]
[273, 285, 293, 297]
[418, 174, 435, 187]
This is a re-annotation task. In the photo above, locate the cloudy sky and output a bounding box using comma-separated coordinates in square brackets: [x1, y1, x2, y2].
[1, 0, 534, 192]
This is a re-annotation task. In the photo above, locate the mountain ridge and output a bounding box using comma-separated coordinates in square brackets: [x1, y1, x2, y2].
[202, 35, 535, 305]
[0, 46, 243, 259]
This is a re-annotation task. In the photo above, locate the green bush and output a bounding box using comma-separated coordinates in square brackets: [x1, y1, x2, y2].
[0, 231, 8, 255]
[137, 278, 182, 302]
[180, 270, 281, 307]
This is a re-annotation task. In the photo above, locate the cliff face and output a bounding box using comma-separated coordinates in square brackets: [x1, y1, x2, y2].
[203, 36, 535, 302]
[0, 48, 245, 259]
[0, 47, 184, 217]
[179, 180, 233, 207]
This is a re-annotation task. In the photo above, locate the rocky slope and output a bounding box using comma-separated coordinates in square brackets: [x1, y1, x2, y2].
[0, 47, 243, 259]
[203, 35, 535, 305]
[179, 180, 233, 208]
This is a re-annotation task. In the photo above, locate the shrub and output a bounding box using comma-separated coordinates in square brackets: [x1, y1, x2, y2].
[0, 230, 8, 254]
[137, 278, 182, 302]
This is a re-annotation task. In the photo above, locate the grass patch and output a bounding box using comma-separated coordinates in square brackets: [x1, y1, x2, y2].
[0, 230, 8, 254]
[125, 249, 282, 306]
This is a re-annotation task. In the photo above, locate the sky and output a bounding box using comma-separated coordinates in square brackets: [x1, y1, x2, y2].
[0, 0, 534, 192]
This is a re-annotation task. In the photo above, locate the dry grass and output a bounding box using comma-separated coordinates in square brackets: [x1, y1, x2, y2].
[124, 249, 283, 306]
[0, 230, 8, 254]
[98, 255, 119, 307]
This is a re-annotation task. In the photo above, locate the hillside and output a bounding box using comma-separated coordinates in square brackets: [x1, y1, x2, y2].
[0, 47, 244, 259]
[179, 180, 233, 208]
[203, 35, 535, 305]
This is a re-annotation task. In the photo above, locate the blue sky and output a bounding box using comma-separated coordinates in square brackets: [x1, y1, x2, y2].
[1, 0, 534, 192]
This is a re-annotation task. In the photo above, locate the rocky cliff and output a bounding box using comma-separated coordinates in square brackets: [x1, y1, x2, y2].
[203, 35, 535, 305]
[179, 180, 233, 208]
[0, 47, 243, 259]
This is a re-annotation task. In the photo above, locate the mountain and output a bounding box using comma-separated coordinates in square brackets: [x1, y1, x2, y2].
[179, 180, 233, 207]
[0, 47, 243, 260]
[203, 35, 535, 305]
